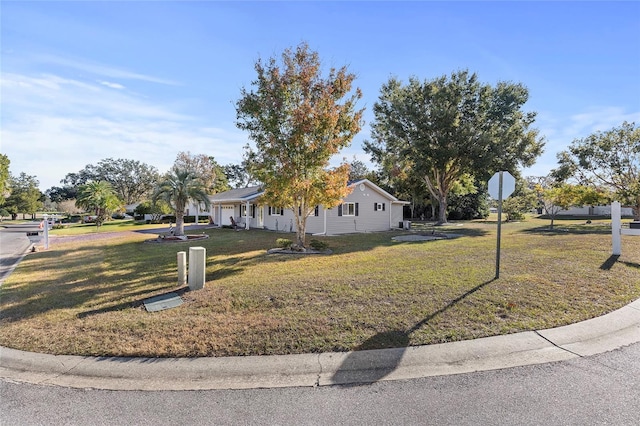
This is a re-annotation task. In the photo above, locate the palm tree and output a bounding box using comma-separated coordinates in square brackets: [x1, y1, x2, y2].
[75, 181, 122, 229]
[153, 167, 211, 236]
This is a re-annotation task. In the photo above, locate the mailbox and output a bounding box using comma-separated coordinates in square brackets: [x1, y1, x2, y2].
[27, 231, 43, 243]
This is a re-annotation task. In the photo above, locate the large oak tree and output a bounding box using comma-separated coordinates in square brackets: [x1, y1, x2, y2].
[63, 158, 160, 205]
[365, 70, 544, 223]
[236, 42, 364, 248]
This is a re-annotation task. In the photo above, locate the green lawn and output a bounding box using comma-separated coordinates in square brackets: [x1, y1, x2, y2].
[47, 219, 174, 235]
[1, 217, 638, 357]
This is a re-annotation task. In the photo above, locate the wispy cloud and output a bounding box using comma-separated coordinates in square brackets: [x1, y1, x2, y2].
[1, 72, 186, 120]
[1, 72, 247, 190]
[100, 81, 125, 90]
[33, 54, 181, 86]
[523, 106, 640, 178]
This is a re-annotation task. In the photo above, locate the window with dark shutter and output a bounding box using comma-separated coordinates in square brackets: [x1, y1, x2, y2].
[314, 206, 319, 216]
[383, 203, 386, 211]
[355, 203, 359, 216]
[338, 204, 343, 216]
[374, 202, 378, 211]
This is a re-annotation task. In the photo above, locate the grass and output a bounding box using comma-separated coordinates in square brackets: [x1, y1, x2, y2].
[47, 219, 174, 235]
[0, 217, 638, 358]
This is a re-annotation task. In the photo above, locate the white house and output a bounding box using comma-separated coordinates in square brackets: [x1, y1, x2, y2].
[557, 205, 634, 217]
[209, 179, 409, 235]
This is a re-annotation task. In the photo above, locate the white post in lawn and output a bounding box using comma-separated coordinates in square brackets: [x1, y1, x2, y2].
[42, 214, 49, 250]
[188, 246, 206, 290]
[612, 201, 622, 256]
[177, 251, 187, 286]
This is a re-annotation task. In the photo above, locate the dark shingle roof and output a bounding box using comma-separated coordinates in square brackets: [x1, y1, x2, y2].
[209, 186, 263, 203]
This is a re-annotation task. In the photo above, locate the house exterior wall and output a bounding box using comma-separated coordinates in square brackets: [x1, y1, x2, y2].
[262, 207, 296, 232]
[258, 182, 405, 235]
[325, 186, 392, 234]
[390, 203, 404, 228]
[212, 180, 408, 235]
[557, 205, 634, 217]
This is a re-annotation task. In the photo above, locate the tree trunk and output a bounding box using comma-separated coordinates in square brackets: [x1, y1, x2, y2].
[423, 171, 453, 225]
[437, 193, 448, 225]
[175, 208, 185, 236]
[294, 205, 306, 248]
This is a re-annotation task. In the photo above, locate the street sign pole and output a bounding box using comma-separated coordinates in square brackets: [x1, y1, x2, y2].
[488, 170, 514, 280]
[495, 172, 503, 279]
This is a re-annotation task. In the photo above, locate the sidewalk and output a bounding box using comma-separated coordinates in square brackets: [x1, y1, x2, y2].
[2, 298, 639, 391]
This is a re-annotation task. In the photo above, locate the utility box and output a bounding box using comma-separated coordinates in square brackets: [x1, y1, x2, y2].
[188, 247, 206, 290]
[403, 220, 411, 230]
[177, 251, 187, 286]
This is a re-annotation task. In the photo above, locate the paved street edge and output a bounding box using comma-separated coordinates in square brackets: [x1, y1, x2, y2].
[1, 298, 638, 390]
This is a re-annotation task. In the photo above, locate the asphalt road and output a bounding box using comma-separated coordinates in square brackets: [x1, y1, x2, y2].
[0, 222, 41, 285]
[2, 342, 639, 425]
[2, 223, 638, 424]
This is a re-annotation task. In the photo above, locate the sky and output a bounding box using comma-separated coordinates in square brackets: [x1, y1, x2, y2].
[1, 1, 639, 191]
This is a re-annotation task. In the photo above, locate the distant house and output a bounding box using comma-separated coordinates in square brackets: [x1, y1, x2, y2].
[556, 205, 634, 217]
[208, 179, 409, 235]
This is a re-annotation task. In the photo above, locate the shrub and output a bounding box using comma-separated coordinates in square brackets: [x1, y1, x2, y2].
[309, 239, 328, 251]
[276, 238, 292, 249]
[506, 210, 526, 221]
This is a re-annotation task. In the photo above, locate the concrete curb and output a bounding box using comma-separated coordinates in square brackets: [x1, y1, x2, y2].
[0, 243, 34, 287]
[2, 298, 639, 390]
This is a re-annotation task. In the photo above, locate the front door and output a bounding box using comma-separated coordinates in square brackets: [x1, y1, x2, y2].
[258, 205, 264, 228]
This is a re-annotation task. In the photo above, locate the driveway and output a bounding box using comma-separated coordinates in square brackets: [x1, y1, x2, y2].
[0, 222, 41, 286]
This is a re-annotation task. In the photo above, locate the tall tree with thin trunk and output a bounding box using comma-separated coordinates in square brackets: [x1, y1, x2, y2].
[531, 176, 608, 229]
[554, 121, 640, 220]
[152, 168, 211, 236]
[0, 154, 10, 206]
[365, 70, 544, 224]
[236, 42, 364, 248]
[5, 172, 44, 220]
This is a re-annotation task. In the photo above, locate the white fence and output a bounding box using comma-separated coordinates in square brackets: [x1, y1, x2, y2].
[612, 201, 640, 255]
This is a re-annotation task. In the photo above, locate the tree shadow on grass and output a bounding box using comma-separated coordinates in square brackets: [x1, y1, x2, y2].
[519, 226, 611, 236]
[0, 241, 181, 324]
[330, 277, 496, 386]
[76, 286, 191, 319]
